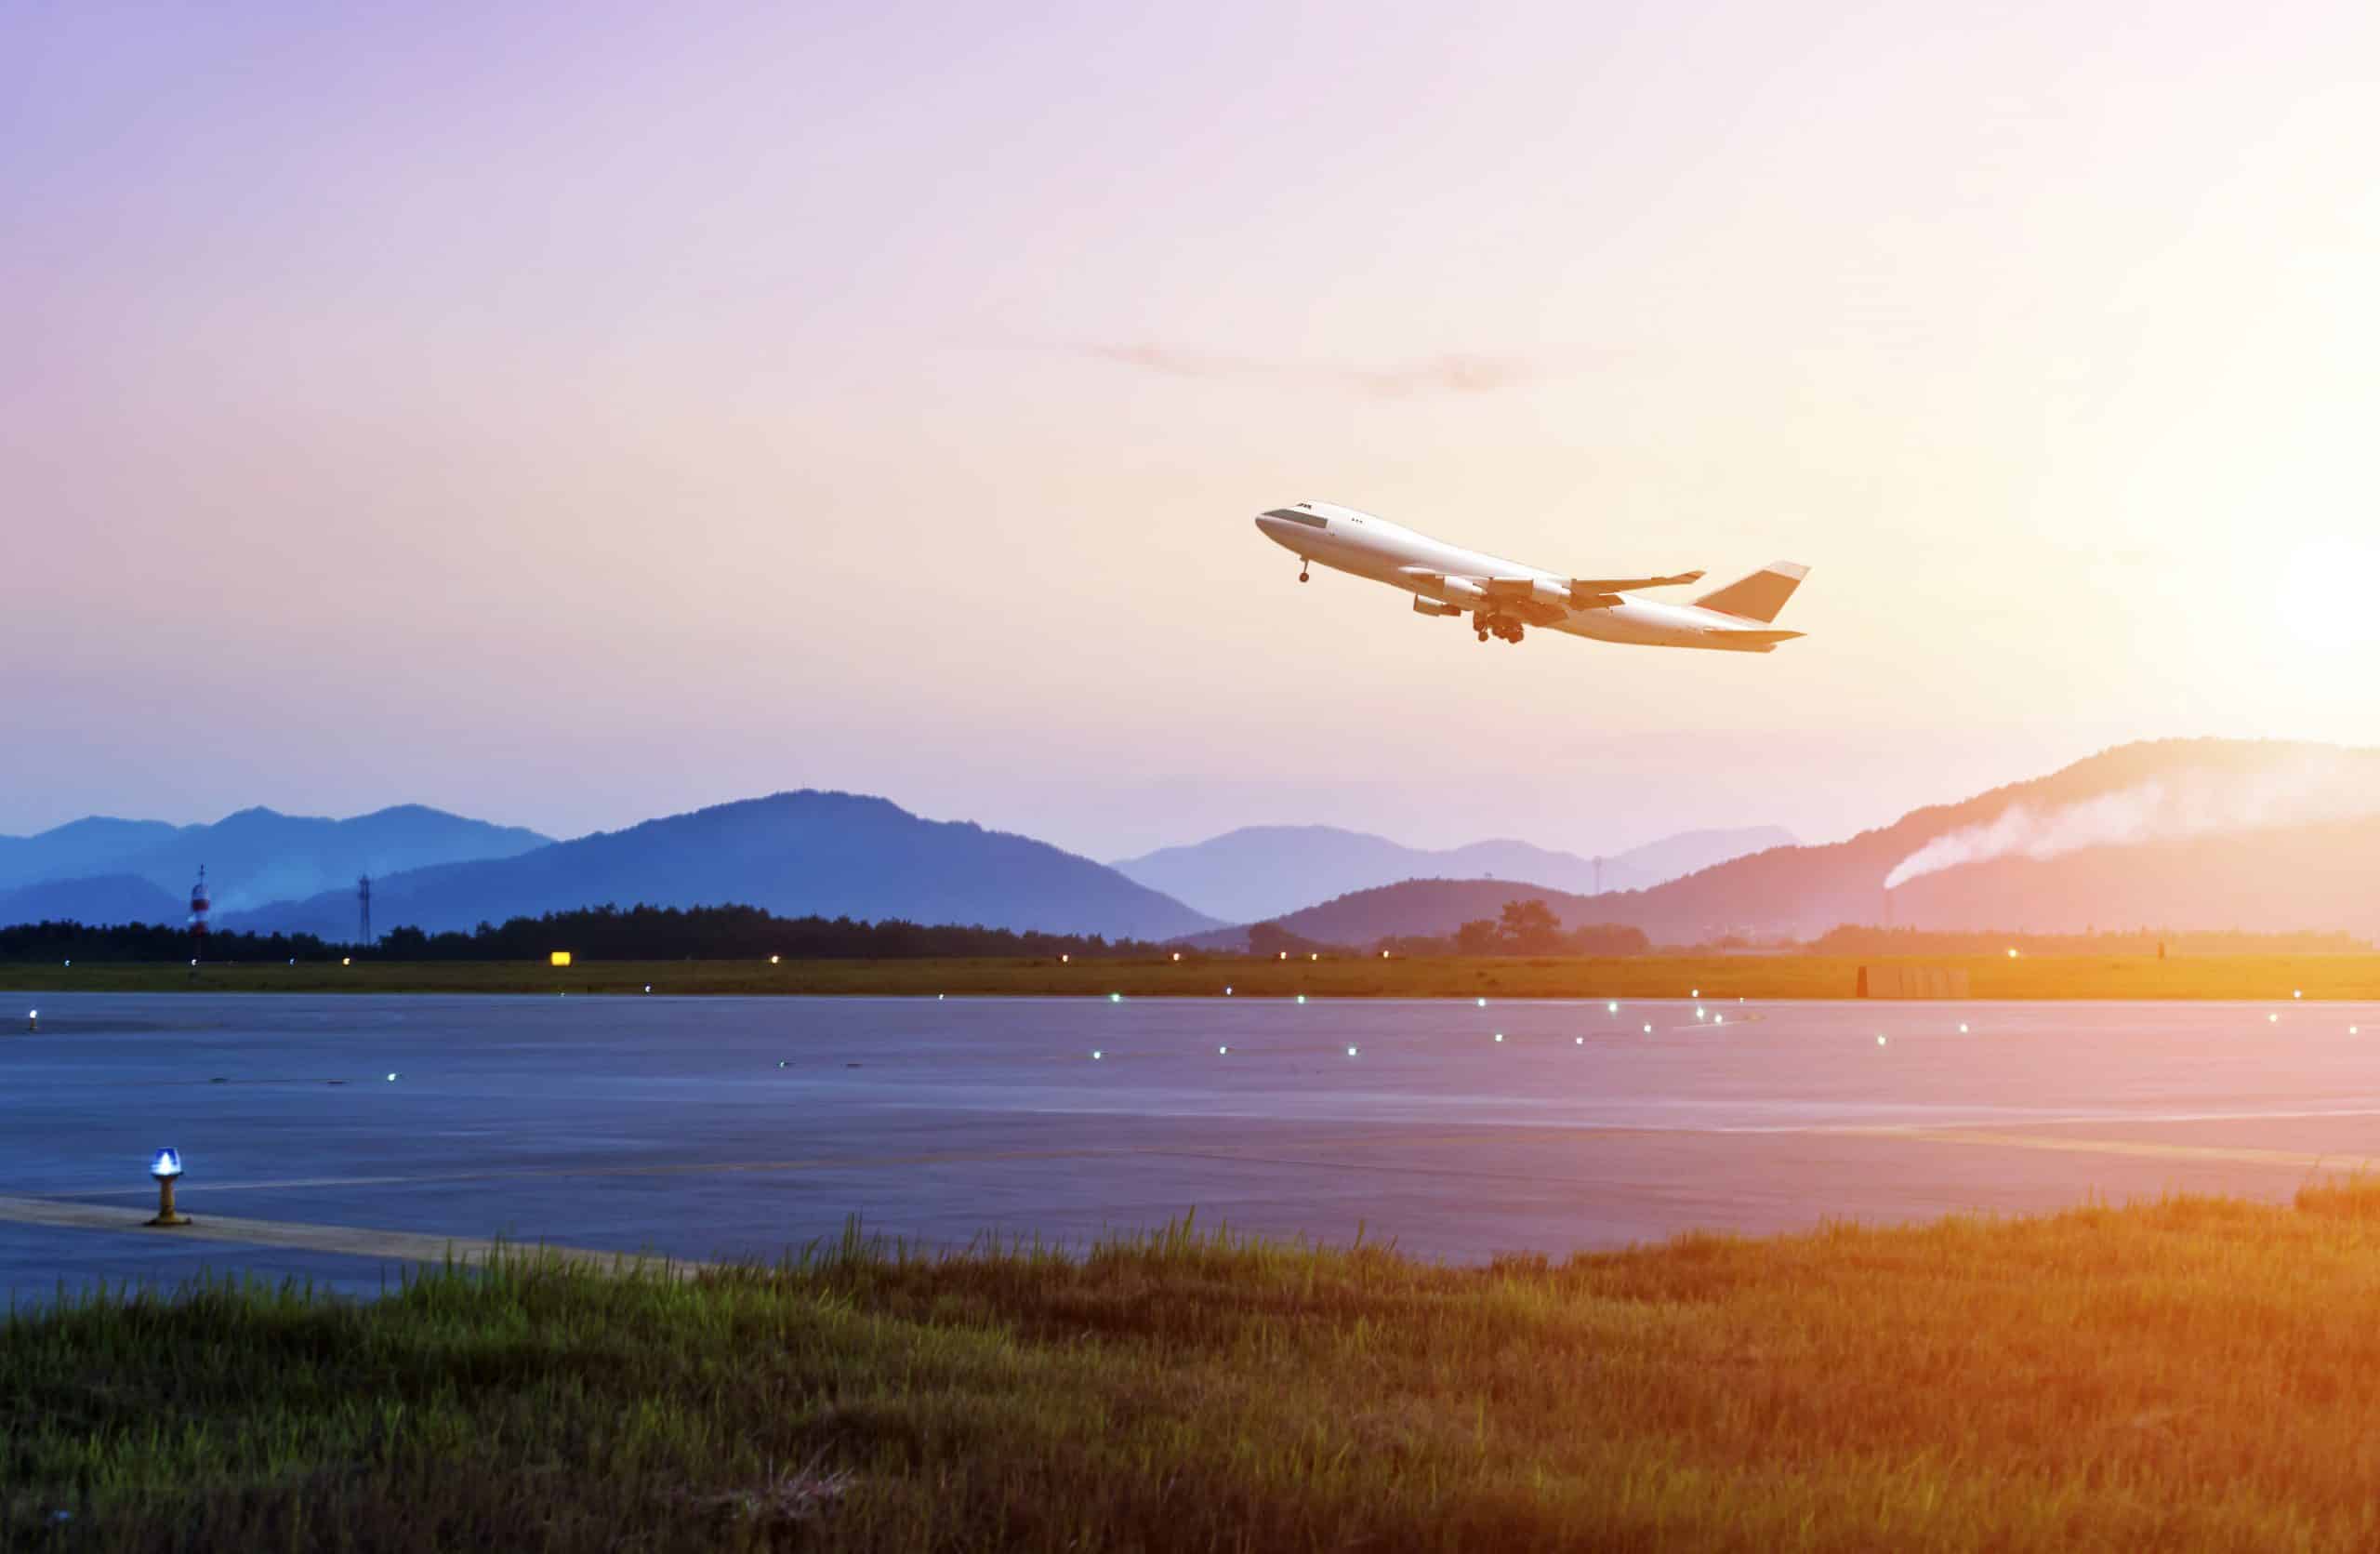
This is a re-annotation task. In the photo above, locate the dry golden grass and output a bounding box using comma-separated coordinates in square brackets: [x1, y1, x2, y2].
[19, 1189, 2380, 1548]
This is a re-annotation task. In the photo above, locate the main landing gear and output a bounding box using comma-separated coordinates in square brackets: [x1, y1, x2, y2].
[1474, 613, 1523, 644]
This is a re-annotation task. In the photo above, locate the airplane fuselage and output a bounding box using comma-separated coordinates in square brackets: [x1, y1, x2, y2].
[1253, 501, 1805, 652]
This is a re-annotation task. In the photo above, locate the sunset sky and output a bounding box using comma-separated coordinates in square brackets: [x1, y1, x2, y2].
[8, 1, 2380, 860]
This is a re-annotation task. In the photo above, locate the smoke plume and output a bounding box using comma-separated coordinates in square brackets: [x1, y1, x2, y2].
[1883, 754, 2380, 890]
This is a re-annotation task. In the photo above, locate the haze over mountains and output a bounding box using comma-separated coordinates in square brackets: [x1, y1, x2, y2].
[1202, 740, 2380, 948]
[225, 792, 1220, 942]
[8, 740, 2376, 946]
[1109, 825, 1793, 924]
[0, 806, 550, 925]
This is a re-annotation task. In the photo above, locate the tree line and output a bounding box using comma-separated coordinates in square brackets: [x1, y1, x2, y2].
[0, 905, 1161, 963]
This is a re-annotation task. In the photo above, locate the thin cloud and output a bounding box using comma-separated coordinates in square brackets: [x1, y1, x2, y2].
[1081, 343, 1555, 396]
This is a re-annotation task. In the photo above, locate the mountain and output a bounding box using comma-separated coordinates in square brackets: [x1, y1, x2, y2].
[0, 805, 551, 917]
[229, 790, 1221, 941]
[0, 818, 185, 894]
[1189, 740, 2380, 948]
[1109, 824, 1793, 923]
[0, 874, 187, 930]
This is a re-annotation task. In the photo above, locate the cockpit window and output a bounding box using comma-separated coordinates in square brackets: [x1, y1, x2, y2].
[1264, 508, 1328, 528]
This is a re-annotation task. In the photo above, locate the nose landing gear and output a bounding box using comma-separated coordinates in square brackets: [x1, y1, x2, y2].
[1298, 560, 1310, 583]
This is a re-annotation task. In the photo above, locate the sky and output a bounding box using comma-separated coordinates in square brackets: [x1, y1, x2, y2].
[7, 0, 2380, 862]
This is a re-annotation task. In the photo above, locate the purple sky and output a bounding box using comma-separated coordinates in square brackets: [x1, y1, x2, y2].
[8, 2, 2380, 859]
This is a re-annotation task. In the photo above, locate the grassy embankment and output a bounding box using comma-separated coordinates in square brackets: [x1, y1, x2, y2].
[17, 1187, 2380, 1550]
[8, 953, 2380, 999]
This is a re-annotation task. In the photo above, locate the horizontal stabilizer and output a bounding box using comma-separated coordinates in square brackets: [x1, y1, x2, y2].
[1705, 629, 1805, 653]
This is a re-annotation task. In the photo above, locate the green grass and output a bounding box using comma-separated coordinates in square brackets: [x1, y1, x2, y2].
[19, 1189, 2380, 1549]
[10, 951, 2380, 1000]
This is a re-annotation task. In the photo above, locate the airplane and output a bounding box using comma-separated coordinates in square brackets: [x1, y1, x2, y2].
[1253, 500, 1808, 652]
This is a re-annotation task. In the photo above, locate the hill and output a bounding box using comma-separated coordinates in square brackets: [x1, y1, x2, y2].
[229, 790, 1221, 942]
[1110, 823, 1791, 923]
[1193, 740, 2380, 948]
[0, 873, 187, 931]
[0, 804, 551, 917]
[0, 818, 183, 894]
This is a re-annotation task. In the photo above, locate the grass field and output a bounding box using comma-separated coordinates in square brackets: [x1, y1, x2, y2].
[8, 952, 2380, 1001]
[16, 1188, 2380, 1550]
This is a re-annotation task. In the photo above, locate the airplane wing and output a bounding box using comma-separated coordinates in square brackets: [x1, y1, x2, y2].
[1566, 570, 1705, 593]
[1480, 573, 1704, 614]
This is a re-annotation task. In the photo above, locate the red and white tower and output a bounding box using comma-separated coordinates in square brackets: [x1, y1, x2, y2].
[189, 865, 211, 959]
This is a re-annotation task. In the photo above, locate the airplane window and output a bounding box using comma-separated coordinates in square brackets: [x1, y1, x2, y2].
[1265, 509, 1328, 528]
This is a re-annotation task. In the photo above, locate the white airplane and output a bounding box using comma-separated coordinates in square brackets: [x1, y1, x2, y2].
[1254, 500, 1808, 652]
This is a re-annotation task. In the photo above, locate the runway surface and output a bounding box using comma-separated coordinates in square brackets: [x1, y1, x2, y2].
[6, 990, 2379, 1302]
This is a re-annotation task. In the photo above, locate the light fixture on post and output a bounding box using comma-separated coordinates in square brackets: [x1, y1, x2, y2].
[147, 1149, 190, 1227]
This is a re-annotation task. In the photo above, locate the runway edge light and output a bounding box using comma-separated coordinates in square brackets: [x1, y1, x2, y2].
[146, 1149, 190, 1228]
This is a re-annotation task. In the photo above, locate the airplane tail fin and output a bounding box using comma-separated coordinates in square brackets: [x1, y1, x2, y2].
[1695, 562, 1808, 623]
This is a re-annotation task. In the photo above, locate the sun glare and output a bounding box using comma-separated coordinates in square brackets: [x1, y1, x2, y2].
[2281, 538, 2380, 659]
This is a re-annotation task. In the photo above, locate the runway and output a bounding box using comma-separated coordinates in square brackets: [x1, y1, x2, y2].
[6, 990, 2379, 1301]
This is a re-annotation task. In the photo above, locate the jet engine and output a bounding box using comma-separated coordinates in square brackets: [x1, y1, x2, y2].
[1412, 596, 1463, 618]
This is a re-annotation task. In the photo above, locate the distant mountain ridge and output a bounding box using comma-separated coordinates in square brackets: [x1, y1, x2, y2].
[0, 805, 550, 918]
[1189, 739, 2380, 947]
[229, 790, 1221, 942]
[0, 873, 188, 932]
[1110, 823, 1793, 923]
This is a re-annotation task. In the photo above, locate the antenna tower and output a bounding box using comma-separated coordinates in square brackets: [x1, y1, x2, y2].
[358, 874, 373, 950]
[188, 865, 211, 960]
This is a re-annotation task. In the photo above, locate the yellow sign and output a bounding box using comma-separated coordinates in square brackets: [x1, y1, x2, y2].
[549, 951, 573, 967]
